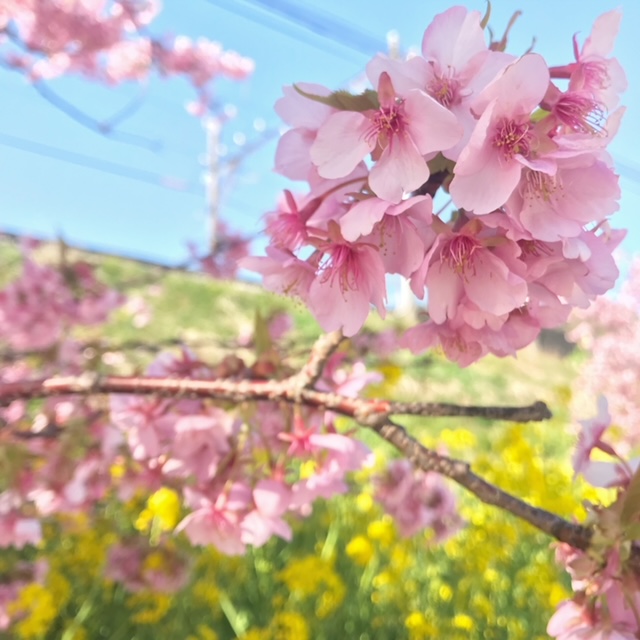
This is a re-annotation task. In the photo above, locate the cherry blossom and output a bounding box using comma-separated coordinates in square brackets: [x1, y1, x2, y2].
[311, 72, 461, 202]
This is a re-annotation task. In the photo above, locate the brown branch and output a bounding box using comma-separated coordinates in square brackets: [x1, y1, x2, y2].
[363, 416, 591, 550]
[388, 400, 552, 422]
[1, 361, 636, 569]
[0, 374, 549, 424]
[293, 330, 345, 390]
[0, 371, 591, 548]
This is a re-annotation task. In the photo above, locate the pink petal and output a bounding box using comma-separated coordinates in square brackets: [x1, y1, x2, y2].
[422, 6, 487, 70]
[450, 149, 522, 214]
[275, 128, 314, 180]
[368, 133, 429, 202]
[463, 252, 528, 315]
[473, 54, 550, 117]
[275, 83, 334, 128]
[311, 111, 372, 179]
[366, 55, 429, 96]
[253, 480, 290, 517]
[426, 262, 464, 324]
[404, 89, 463, 154]
[340, 198, 390, 241]
[583, 10, 622, 58]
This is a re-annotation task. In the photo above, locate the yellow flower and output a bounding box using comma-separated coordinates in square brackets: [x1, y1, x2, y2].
[127, 591, 172, 625]
[367, 518, 395, 547]
[192, 579, 220, 608]
[237, 629, 270, 640]
[346, 535, 374, 566]
[404, 611, 436, 639]
[438, 584, 453, 602]
[452, 613, 474, 631]
[277, 554, 345, 618]
[188, 624, 219, 640]
[366, 362, 403, 397]
[270, 611, 309, 640]
[136, 487, 181, 533]
[439, 427, 478, 451]
[355, 492, 373, 513]
[8, 583, 57, 639]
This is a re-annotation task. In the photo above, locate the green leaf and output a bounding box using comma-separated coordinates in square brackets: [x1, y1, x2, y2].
[531, 108, 551, 123]
[293, 84, 380, 112]
[620, 464, 640, 527]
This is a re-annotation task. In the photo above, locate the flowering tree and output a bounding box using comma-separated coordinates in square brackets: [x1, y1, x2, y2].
[0, 3, 638, 639]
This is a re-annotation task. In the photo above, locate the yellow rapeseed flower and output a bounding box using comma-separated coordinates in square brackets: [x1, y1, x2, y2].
[405, 611, 437, 639]
[237, 629, 270, 640]
[8, 583, 57, 640]
[452, 613, 474, 631]
[136, 487, 181, 533]
[192, 579, 220, 608]
[186, 624, 219, 640]
[346, 535, 374, 566]
[367, 518, 395, 547]
[127, 591, 172, 625]
[355, 492, 373, 513]
[270, 611, 309, 640]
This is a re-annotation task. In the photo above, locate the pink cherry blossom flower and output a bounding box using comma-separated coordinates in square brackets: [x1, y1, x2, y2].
[311, 72, 461, 202]
[573, 396, 613, 477]
[241, 479, 293, 548]
[176, 484, 251, 556]
[368, 6, 514, 161]
[274, 83, 336, 180]
[264, 190, 318, 251]
[164, 413, 236, 484]
[339, 194, 433, 243]
[413, 219, 528, 324]
[449, 54, 551, 214]
[507, 156, 620, 242]
[581, 458, 640, 489]
[0, 492, 41, 548]
[239, 246, 316, 303]
[374, 459, 463, 540]
[308, 234, 387, 337]
[318, 353, 382, 398]
[563, 10, 627, 111]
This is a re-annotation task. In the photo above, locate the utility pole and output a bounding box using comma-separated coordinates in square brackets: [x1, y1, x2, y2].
[205, 115, 222, 253]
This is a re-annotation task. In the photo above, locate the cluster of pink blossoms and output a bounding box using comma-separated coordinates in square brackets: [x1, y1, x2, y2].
[0, 248, 453, 572]
[0, 0, 254, 110]
[110, 346, 372, 555]
[569, 257, 640, 454]
[373, 459, 462, 540]
[0, 246, 123, 351]
[549, 399, 640, 640]
[245, 6, 626, 366]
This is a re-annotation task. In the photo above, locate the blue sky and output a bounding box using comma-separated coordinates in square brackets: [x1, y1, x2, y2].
[2, 0, 639, 266]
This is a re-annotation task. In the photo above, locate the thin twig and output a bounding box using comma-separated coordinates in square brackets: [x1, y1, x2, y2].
[388, 400, 552, 422]
[293, 330, 345, 391]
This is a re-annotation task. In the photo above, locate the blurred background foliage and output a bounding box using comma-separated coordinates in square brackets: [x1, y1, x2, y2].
[0, 238, 603, 640]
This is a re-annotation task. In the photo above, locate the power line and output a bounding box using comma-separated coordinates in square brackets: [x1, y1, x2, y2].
[242, 0, 385, 56]
[0, 132, 202, 195]
[205, 0, 386, 60]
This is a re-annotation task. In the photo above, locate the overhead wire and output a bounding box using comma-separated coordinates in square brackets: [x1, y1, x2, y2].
[205, 0, 386, 60]
[0, 132, 202, 195]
